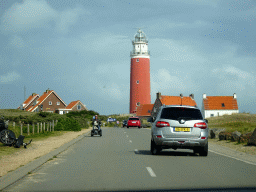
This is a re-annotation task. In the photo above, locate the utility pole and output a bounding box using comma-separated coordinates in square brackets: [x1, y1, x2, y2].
[24, 86, 26, 101]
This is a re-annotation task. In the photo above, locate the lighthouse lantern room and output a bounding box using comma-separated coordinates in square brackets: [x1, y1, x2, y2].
[130, 29, 151, 114]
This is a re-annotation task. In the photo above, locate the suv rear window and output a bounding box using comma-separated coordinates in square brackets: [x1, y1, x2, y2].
[129, 118, 139, 121]
[160, 107, 203, 120]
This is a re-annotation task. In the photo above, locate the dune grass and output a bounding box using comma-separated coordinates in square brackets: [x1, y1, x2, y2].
[207, 113, 256, 134]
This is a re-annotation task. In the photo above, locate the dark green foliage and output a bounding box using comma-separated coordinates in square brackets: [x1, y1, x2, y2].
[55, 118, 81, 131]
[66, 110, 99, 118]
[38, 112, 52, 118]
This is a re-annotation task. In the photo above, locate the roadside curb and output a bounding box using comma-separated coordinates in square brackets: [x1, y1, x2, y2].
[209, 142, 256, 166]
[0, 128, 91, 191]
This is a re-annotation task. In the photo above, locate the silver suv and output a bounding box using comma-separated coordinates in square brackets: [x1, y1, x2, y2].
[148, 105, 208, 156]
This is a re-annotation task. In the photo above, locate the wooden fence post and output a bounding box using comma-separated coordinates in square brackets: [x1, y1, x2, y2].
[40, 122, 43, 132]
[52, 120, 54, 132]
[27, 124, 30, 135]
[50, 122, 52, 132]
[33, 123, 35, 135]
[21, 124, 23, 135]
[37, 123, 39, 133]
[44, 122, 45, 132]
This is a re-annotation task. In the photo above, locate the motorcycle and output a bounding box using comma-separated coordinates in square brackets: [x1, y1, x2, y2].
[91, 121, 102, 137]
[0, 117, 32, 148]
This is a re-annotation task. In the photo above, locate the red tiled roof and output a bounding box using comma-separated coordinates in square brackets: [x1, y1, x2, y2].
[21, 94, 39, 110]
[66, 101, 79, 109]
[160, 96, 197, 106]
[66, 100, 87, 110]
[203, 96, 238, 110]
[136, 104, 154, 117]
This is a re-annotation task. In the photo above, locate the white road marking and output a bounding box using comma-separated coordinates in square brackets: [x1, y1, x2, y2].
[124, 132, 126, 133]
[129, 140, 132, 143]
[126, 135, 128, 137]
[209, 150, 256, 166]
[146, 167, 156, 177]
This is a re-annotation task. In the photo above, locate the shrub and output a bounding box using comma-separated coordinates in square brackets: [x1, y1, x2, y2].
[55, 117, 81, 131]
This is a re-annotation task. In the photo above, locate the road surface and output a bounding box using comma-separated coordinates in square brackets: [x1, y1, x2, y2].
[3, 127, 256, 191]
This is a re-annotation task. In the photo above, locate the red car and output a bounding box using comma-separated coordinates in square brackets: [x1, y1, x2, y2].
[127, 117, 141, 128]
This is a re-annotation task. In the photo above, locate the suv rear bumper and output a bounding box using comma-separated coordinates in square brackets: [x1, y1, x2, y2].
[153, 136, 208, 148]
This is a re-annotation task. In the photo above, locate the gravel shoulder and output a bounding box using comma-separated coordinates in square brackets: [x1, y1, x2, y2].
[208, 138, 256, 156]
[0, 128, 91, 177]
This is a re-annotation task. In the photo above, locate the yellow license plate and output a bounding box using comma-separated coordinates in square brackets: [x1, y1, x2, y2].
[174, 127, 190, 132]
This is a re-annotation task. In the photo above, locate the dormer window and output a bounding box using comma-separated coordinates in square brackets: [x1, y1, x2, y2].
[221, 103, 225, 107]
[49, 101, 52, 105]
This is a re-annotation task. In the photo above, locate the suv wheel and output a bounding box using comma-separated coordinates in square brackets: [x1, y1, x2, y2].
[199, 143, 208, 156]
[151, 139, 161, 155]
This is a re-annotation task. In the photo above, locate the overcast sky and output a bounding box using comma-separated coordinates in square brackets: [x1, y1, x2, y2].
[0, 0, 255, 115]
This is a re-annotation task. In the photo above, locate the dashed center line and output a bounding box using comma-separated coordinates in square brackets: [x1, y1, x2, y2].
[146, 167, 156, 177]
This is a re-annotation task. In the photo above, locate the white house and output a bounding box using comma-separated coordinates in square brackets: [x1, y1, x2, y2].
[201, 93, 239, 118]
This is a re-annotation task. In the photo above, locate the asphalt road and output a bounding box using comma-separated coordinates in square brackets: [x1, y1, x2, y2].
[3, 127, 256, 192]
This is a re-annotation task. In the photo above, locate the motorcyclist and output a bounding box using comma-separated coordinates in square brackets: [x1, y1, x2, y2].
[92, 115, 101, 131]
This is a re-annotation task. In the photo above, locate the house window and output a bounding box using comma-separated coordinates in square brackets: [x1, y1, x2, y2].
[136, 102, 140, 106]
[41, 105, 43, 111]
[49, 101, 52, 105]
[57, 102, 60, 106]
[136, 80, 139, 84]
[77, 105, 81, 110]
[211, 114, 214, 117]
[136, 59, 139, 62]
[222, 103, 225, 107]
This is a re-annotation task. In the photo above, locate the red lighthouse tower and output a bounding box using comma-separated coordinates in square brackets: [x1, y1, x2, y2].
[130, 29, 151, 113]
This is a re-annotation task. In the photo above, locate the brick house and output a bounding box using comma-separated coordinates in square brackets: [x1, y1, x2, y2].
[18, 93, 40, 111]
[57, 100, 88, 114]
[136, 104, 154, 119]
[29, 89, 67, 113]
[151, 92, 197, 118]
[201, 93, 239, 118]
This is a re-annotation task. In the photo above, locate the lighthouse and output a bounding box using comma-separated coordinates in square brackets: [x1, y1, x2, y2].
[130, 29, 151, 114]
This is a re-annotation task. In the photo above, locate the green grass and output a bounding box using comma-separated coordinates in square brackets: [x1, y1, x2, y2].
[207, 113, 256, 134]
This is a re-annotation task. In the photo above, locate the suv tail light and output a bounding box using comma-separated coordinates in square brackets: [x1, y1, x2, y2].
[156, 121, 170, 128]
[194, 122, 207, 129]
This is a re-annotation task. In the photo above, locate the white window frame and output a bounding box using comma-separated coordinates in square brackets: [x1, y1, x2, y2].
[77, 105, 81, 110]
[49, 101, 52, 105]
[136, 102, 140, 106]
[136, 59, 139, 62]
[57, 102, 60, 106]
[136, 80, 139, 84]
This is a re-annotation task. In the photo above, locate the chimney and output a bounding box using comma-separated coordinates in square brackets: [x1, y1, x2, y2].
[156, 92, 161, 99]
[203, 93, 206, 99]
[32, 93, 36, 96]
[46, 88, 50, 93]
[189, 94, 194, 99]
[233, 93, 237, 99]
[180, 93, 183, 98]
